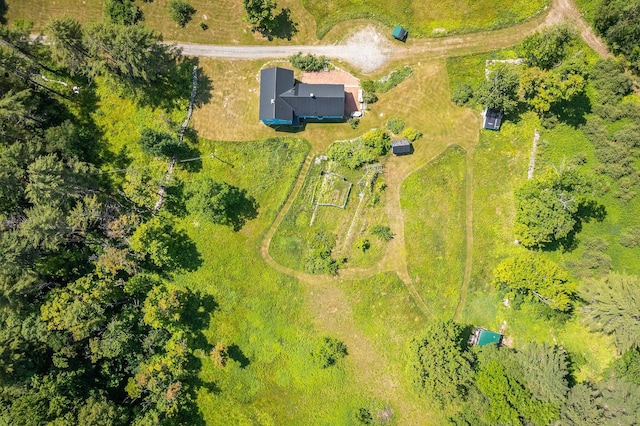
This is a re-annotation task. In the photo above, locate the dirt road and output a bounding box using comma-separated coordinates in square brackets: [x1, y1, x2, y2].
[175, 0, 610, 72]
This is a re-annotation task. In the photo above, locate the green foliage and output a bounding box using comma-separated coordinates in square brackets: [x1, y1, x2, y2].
[138, 128, 184, 158]
[582, 272, 640, 352]
[515, 342, 570, 404]
[370, 225, 393, 241]
[313, 337, 348, 368]
[407, 320, 474, 407]
[169, 0, 196, 27]
[386, 118, 405, 135]
[476, 63, 520, 114]
[288, 52, 328, 71]
[594, 0, 640, 72]
[589, 59, 634, 105]
[326, 129, 389, 169]
[519, 25, 574, 70]
[401, 127, 422, 142]
[513, 167, 601, 249]
[243, 0, 276, 31]
[619, 226, 640, 248]
[105, 0, 142, 26]
[519, 65, 586, 114]
[613, 349, 640, 384]
[303, 230, 338, 274]
[493, 251, 576, 311]
[360, 67, 412, 104]
[376, 66, 413, 93]
[451, 83, 474, 106]
[353, 237, 370, 252]
[199, 21, 208, 30]
[560, 383, 604, 425]
[185, 176, 258, 230]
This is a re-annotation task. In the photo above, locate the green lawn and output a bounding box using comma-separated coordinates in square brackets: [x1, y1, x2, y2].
[304, 0, 548, 39]
[401, 145, 467, 319]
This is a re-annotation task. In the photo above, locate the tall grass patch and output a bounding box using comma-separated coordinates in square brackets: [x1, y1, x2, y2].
[401, 145, 467, 319]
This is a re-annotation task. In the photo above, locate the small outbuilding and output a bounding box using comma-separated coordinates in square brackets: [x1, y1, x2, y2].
[391, 139, 412, 156]
[469, 327, 503, 347]
[392, 25, 408, 41]
[482, 108, 503, 130]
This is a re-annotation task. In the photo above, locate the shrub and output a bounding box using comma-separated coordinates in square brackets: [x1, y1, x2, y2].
[402, 127, 422, 142]
[169, 0, 196, 27]
[326, 129, 389, 169]
[138, 129, 184, 158]
[348, 118, 360, 129]
[105, 0, 142, 25]
[199, 22, 208, 30]
[620, 226, 640, 248]
[304, 230, 338, 274]
[362, 91, 378, 104]
[313, 337, 347, 368]
[451, 84, 473, 106]
[386, 118, 405, 135]
[289, 52, 328, 71]
[370, 225, 393, 241]
[353, 237, 370, 253]
[376, 66, 413, 93]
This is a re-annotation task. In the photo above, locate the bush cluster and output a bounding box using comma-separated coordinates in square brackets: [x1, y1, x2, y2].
[169, 0, 196, 27]
[303, 230, 338, 274]
[289, 52, 328, 71]
[105, 0, 143, 25]
[386, 118, 405, 135]
[360, 66, 413, 104]
[326, 129, 389, 169]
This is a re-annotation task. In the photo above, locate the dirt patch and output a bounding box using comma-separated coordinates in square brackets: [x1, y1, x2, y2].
[342, 26, 392, 73]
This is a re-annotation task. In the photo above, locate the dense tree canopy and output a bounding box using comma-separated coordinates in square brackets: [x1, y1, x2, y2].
[476, 63, 520, 114]
[582, 272, 640, 352]
[514, 167, 601, 249]
[493, 251, 576, 311]
[594, 0, 640, 72]
[407, 320, 474, 407]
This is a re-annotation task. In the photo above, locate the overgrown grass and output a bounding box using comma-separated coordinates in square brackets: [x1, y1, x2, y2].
[171, 137, 386, 423]
[270, 155, 388, 272]
[401, 145, 467, 319]
[304, 0, 548, 39]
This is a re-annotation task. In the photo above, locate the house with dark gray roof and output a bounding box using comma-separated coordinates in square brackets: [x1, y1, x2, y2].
[259, 67, 345, 126]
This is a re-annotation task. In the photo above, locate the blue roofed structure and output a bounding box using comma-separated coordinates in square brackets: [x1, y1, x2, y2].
[259, 67, 345, 126]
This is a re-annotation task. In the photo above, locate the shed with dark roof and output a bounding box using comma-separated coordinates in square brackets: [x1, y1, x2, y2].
[391, 139, 412, 155]
[259, 67, 345, 126]
[482, 108, 503, 130]
[392, 25, 408, 41]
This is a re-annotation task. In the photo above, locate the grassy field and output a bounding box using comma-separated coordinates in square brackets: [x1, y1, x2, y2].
[4, 0, 318, 44]
[304, 0, 548, 39]
[401, 145, 467, 319]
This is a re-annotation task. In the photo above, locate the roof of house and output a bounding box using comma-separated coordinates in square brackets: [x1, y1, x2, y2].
[259, 67, 345, 122]
[280, 83, 345, 117]
[391, 139, 411, 154]
[483, 108, 503, 130]
[474, 328, 502, 346]
[392, 25, 408, 40]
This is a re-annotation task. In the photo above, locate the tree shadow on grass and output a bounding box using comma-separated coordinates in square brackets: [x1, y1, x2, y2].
[0, 0, 7, 24]
[228, 189, 259, 232]
[227, 344, 251, 368]
[167, 228, 204, 272]
[551, 91, 591, 128]
[133, 55, 213, 111]
[269, 8, 298, 41]
[543, 200, 607, 252]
